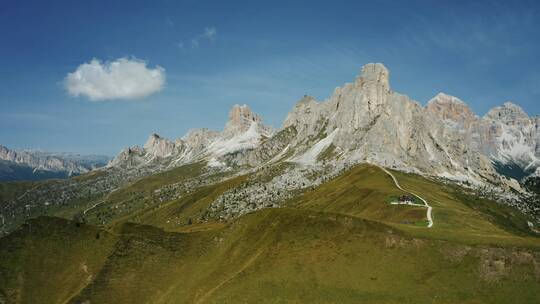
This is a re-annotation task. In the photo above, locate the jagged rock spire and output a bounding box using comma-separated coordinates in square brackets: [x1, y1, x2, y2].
[143, 133, 175, 158]
[357, 63, 390, 91]
[223, 104, 263, 136]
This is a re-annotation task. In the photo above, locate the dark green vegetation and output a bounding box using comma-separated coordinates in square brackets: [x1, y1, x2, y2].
[0, 181, 36, 204]
[492, 160, 534, 182]
[1, 164, 539, 303]
[524, 175, 540, 195]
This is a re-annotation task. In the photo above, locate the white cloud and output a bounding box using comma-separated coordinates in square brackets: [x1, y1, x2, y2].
[64, 57, 165, 101]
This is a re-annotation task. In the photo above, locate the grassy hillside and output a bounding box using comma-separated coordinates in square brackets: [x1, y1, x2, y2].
[1, 210, 539, 303]
[81, 162, 210, 226]
[389, 169, 539, 246]
[2, 163, 540, 303]
[0, 181, 36, 205]
[287, 165, 427, 225]
[0, 217, 117, 303]
[127, 175, 248, 230]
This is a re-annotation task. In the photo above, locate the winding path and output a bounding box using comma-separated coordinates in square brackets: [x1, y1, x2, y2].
[376, 165, 433, 228]
[83, 201, 104, 215]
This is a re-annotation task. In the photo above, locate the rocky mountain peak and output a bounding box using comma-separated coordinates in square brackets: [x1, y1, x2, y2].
[0, 145, 16, 160]
[428, 92, 466, 105]
[484, 101, 531, 126]
[222, 104, 274, 140]
[224, 104, 263, 136]
[357, 63, 390, 91]
[282, 95, 326, 135]
[296, 95, 317, 106]
[425, 93, 475, 126]
[143, 133, 175, 158]
[485, 101, 529, 123]
[181, 128, 220, 151]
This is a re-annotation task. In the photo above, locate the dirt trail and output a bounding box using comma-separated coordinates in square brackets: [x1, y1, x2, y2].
[377, 165, 433, 228]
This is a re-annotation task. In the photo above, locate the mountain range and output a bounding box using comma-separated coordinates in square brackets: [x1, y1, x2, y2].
[111, 63, 539, 194]
[0, 145, 110, 181]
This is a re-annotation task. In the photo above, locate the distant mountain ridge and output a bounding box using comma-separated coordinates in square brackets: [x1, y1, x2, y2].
[0, 145, 110, 181]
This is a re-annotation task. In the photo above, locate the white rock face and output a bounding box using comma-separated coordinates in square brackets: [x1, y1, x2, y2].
[279, 64, 495, 185]
[278, 63, 539, 187]
[426, 93, 476, 128]
[224, 104, 272, 137]
[208, 105, 274, 158]
[481, 102, 539, 170]
[283, 95, 329, 136]
[144, 134, 175, 158]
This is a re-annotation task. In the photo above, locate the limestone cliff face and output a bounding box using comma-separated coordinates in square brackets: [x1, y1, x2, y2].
[279, 63, 511, 184]
[143, 134, 175, 158]
[481, 102, 539, 170]
[329, 63, 391, 133]
[425, 93, 476, 128]
[224, 104, 270, 137]
[423, 94, 500, 182]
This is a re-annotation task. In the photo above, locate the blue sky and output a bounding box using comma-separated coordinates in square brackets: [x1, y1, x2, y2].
[1, 0, 539, 156]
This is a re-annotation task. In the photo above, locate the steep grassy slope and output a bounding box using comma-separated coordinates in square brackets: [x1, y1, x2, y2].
[105, 162, 206, 204]
[1, 210, 540, 304]
[0, 170, 107, 207]
[389, 170, 539, 246]
[115, 174, 248, 231]
[287, 165, 427, 225]
[0, 217, 117, 303]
